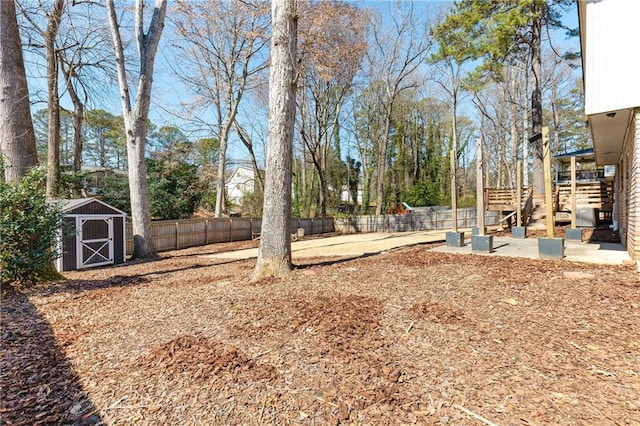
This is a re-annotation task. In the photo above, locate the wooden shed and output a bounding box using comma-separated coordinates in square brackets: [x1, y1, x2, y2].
[55, 198, 127, 272]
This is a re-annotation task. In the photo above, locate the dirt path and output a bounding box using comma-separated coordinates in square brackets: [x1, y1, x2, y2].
[208, 230, 455, 260]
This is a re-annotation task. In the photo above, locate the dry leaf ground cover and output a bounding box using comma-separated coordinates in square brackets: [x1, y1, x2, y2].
[2, 236, 640, 425]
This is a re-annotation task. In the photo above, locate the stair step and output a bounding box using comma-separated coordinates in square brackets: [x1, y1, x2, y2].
[528, 222, 548, 230]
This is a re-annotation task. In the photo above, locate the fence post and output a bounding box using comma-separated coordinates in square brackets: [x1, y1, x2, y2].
[175, 222, 179, 249]
[229, 218, 233, 242]
[205, 219, 209, 244]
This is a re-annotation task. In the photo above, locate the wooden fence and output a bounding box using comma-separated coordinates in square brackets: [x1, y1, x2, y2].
[125, 217, 334, 255]
[334, 208, 499, 234]
[125, 209, 497, 255]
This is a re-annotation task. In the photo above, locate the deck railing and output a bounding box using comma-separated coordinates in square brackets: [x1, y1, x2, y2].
[556, 181, 614, 211]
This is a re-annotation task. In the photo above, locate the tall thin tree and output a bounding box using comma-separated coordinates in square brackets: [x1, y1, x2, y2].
[44, 0, 64, 196]
[367, 1, 432, 215]
[106, 0, 167, 259]
[173, 0, 270, 218]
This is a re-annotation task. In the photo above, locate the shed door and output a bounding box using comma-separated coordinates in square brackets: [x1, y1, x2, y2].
[77, 217, 114, 268]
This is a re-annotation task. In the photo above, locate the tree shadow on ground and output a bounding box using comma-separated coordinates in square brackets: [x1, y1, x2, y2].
[34, 258, 254, 297]
[0, 287, 103, 425]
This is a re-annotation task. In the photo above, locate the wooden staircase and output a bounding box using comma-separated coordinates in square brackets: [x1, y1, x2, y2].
[485, 187, 534, 227]
[527, 201, 548, 230]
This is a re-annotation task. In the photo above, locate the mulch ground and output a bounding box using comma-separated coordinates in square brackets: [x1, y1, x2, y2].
[2, 234, 639, 425]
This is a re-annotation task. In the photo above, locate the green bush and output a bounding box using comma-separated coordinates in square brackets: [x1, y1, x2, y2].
[0, 167, 64, 284]
[401, 181, 442, 207]
[147, 158, 204, 220]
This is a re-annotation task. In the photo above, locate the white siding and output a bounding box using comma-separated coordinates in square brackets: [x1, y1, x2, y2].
[226, 167, 255, 204]
[584, 0, 640, 115]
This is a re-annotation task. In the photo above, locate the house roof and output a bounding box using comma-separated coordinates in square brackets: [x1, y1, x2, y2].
[553, 148, 594, 160]
[53, 198, 127, 216]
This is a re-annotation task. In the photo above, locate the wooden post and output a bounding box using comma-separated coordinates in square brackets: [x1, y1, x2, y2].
[450, 149, 458, 232]
[516, 161, 522, 226]
[476, 138, 485, 235]
[175, 222, 180, 249]
[542, 127, 554, 238]
[571, 156, 577, 228]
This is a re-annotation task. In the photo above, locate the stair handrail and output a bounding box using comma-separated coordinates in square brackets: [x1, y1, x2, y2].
[553, 185, 560, 215]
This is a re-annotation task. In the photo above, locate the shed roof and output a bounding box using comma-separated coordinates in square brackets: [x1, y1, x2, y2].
[53, 198, 127, 216]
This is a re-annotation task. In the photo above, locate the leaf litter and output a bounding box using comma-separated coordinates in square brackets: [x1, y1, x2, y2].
[2, 237, 639, 425]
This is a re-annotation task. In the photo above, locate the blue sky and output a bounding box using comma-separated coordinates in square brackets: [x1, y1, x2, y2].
[23, 0, 582, 164]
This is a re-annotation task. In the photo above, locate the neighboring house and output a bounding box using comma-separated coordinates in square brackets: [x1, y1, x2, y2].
[80, 165, 126, 195]
[340, 184, 363, 205]
[226, 165, 258, 205]
[578, 0, 640, 261]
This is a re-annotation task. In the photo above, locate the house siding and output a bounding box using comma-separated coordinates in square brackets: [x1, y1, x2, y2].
[621, 109, 640, 260]
[583, 0, 640, 115]
[630, 110, 640, 259]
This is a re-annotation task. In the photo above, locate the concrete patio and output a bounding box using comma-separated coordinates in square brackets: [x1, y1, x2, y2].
[431, 235, 632, 265]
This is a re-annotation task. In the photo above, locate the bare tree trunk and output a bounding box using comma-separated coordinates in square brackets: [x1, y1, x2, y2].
[375, 114, 392, 215]
[522, 107, 529, 188]
[0, 0, 38, 182]
[71, 100, 84, 172]
[510, 106, 518, 187]
[214, 133, 228, 217]
[551, 89, 560, 155]
[107, 0, 167, 259]
[530, 12, 544, 196]
[252, 0, 297, 281]
[60, 61, 84, 172]
[44, 0, 64, 196]
[214, 101, 243, 217]
[234, 119, 264, 192]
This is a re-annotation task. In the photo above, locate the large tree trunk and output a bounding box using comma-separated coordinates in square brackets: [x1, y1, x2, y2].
[107, 0, 167, 259]
[530, 12, 544, 196]
[126, 111, 155, 257]
[0, 0, 38, 182]
[45, 0, 64, 196]
[252, 0, 297, 281]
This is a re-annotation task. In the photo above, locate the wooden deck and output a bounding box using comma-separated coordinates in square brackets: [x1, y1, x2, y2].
[485, 181, 614, 226]
[556, 181, 614, 212]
